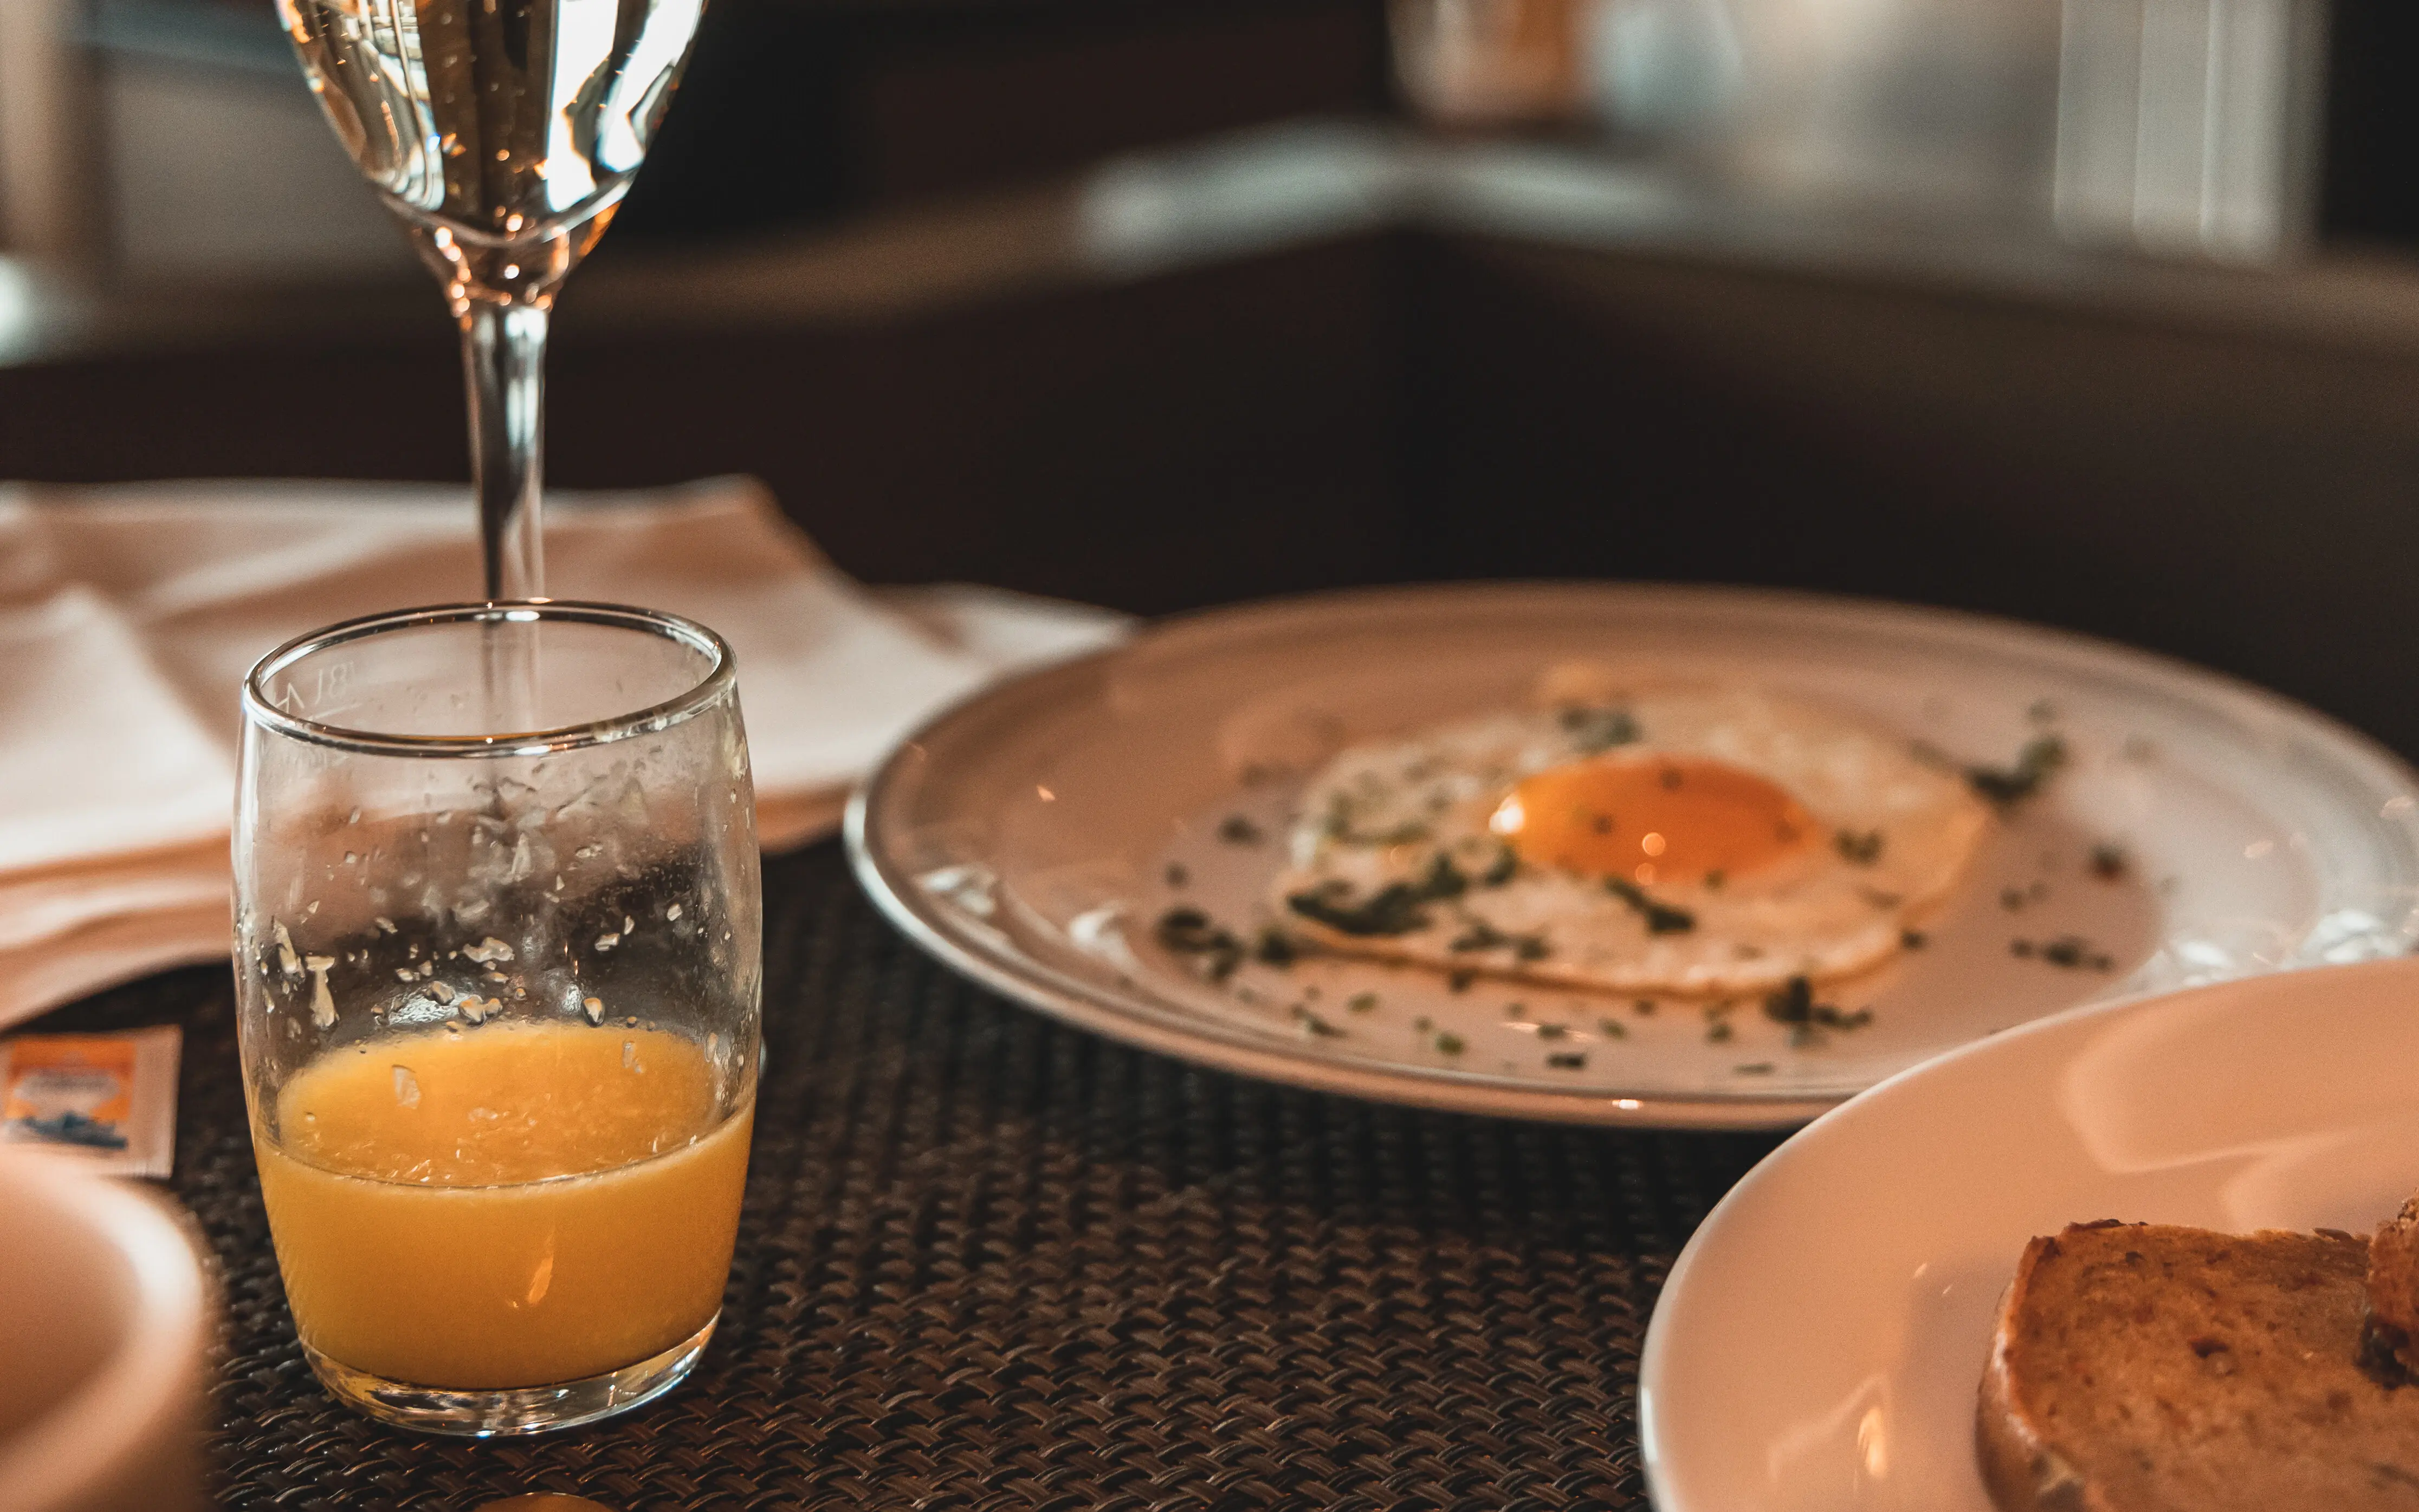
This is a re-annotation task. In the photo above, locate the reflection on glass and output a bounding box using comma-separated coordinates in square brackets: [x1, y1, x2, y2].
[275, 0, 708, 597]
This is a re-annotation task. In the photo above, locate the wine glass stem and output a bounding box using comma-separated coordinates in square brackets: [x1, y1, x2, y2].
[461, 300, 549, 602]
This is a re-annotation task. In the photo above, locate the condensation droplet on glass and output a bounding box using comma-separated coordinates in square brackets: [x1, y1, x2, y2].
[622, 1040, 638, 1070]
[343, 851, 357, 865]
[622, 1015, 638, 1029]
[392, 1065, 421, 1109]
[301, 1111, 316, 1125]
[394, 968, 416, 982]
[443, 1021, 461, 1037]
[623, 915, 634, 935]
[304, 955, 338, 1028]
[374, 916, 397, 934]
[594, 932, 619, 951]
[574, 844, 601, 860]
[463, 937, 514, 965]
[494, 148, 509, 161]
[460, 996, 487, 1025]
[666, 903, 683, 922]
[582, 996, 605, 1025]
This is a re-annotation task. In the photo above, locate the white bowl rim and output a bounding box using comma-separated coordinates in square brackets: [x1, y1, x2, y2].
[0, 1153, 209, 1512]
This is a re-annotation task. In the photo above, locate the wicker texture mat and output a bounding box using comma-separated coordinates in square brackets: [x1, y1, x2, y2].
[30, 842, 1784, 1509]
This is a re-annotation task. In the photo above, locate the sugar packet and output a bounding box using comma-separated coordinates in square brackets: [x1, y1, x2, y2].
[0, 1026, 182, 1178]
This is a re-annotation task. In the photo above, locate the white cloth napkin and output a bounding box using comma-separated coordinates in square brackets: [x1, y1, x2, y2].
[0, 477, 1129, 1030]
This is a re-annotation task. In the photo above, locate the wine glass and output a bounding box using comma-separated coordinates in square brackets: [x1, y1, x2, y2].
[274, 0, 708, 599]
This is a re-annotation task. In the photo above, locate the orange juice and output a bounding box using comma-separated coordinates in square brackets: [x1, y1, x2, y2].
[252, 1021, 752, 1390]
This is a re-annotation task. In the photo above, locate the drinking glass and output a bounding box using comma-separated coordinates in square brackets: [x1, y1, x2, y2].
[274, 0, 709, 598]
[234, 602, 760, 1436]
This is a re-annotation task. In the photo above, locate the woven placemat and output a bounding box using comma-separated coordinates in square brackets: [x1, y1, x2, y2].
[30, 841, 1784, 1509]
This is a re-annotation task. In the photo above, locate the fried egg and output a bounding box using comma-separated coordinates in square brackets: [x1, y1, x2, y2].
[1271, 686, 1991, 995]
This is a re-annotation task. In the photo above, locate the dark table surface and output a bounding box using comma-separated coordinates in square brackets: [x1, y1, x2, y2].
[31, 839, 1783, 1510]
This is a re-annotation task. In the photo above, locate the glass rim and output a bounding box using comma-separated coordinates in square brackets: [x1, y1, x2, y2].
[242, 600, 736, 758]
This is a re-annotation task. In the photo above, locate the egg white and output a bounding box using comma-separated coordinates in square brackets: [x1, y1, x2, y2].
[1270, 687, 1992, 995]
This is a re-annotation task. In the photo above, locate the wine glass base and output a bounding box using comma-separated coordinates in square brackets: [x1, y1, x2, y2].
[300, 1313, 717, 1436]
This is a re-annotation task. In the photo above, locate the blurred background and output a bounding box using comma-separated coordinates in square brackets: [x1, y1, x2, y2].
[4, 0, 2419, 749]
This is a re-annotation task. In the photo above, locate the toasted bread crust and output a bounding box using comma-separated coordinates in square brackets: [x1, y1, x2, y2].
[1977, 1221, 2417, 1512]
[1977, 1227, 2117, 1512]
[2370, 1198, 2419, 1377]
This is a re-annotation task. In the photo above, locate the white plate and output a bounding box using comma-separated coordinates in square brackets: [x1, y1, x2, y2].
[1639, 953, 2419, 1510]
[846, 582, 2419, 1128]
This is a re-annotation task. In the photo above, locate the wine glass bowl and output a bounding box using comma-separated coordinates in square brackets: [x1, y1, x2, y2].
[274, 0, 709, 598]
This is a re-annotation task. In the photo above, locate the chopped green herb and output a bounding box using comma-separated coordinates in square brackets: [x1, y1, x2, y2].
[1480, 843, 1519, 887]
[1448, 970, 1474, 993]
[1290, 1004, 1344, 1039]
[1558, 705, 1641, 754]
[1761, 974, 1875, 1046]
[1735, 1062, 1775, 1075]
[1535, 1022, 1568, 1041]
[1605, 877, 1696, 934]
[1597, 1017, 1628, 1038]
[2090, 843, 2129, 881]
[1447, 914, 1551, 961]
[1900, 929, 1928, 950]
[1967, 735, 2068, 809]
[1703, 869, 1725, 891]
[1217, 814, 1264, 845]
[1434, 1031, 1466, 1055]
[2000, 887, 2027, 912]
[1546, 1050, 1588, 1070]
[1346, 991, 1380, 1014]
[1163, 862, 1189, 888]
[1413, 1015, 1433, 1032]
[1450, 918, 1510, 952]
[1253, 928, 1299, 967]
[1835, 829, 1885, 865]
[1706, 1021, 1735, 1043]
[1285, 851, 1469, 937]
[1155, 907, 1244, 982]
[1633, 998, 1657, 1016]
[2020, 935, 2114, 971]
[1318, 793, 1434, 848]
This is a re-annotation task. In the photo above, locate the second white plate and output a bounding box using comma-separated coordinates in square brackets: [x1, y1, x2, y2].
[1640, 954, 2419, 1509]
[848, 582, 2419, 1127]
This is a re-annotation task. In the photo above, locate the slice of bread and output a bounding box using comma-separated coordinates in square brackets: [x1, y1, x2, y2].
[1977, 1219, 2419, 1511]
[2369, 1198, 2419, 1380]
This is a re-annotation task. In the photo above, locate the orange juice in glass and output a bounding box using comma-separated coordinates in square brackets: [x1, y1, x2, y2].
[236, 604, 761, 1435]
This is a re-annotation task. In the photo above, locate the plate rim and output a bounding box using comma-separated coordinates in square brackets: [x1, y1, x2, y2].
[845, 579, 2419, 1131]
[1633, 951, 2419, 1510]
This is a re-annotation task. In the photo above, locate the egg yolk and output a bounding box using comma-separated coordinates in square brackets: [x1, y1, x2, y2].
[1490, 756, 1812, 885]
